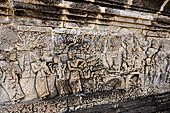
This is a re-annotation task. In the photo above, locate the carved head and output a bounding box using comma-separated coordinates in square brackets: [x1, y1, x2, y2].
[53, 56, 61, 63]
[32, 53, 41, 62]
[7, 48, 18, 62]
[151, 39, 159, 49]
[146, 51, 152, 58]
[68, 52, 74, 60]
[33, 49, 44, 62]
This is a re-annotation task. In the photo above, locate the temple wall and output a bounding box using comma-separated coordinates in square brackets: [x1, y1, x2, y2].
[0, 0, 170, 112]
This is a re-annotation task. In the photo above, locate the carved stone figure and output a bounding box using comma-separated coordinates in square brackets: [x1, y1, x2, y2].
[0, 50, 6, 83]
[53, 56, 70, 96]
[144, 39, 160, 83]
[165, 54, 170, 83]
[67, 52, 86, 94]
[1, 48, 25, 103]
[31, 53, 50, 99]
[145, 51, 153, 82]
[155, 46, 166, 84]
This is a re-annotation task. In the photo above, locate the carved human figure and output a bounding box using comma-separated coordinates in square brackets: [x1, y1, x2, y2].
[0, 50, 6, 83]
[144, 39, 160, 83]
[145, 51, 153, 82]
[67, 52, 86, 94]
[1, 49, 25, 103]
[119, 42, 128, 72]
[154, 45, 166, 83]
[31, 53, 50, 99]
[119, 39, 134, 73]
[0, 51, 9, 102]
[165, 54, 170, 82]
[53, 56, 70, 96]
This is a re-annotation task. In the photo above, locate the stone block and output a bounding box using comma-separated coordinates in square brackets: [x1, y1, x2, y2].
[14, 17, 63, 27]
[132, 0, 164, 11]
[69, 2, 101, 12]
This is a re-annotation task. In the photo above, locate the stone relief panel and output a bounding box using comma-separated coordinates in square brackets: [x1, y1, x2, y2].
[0, 26, 170, 105]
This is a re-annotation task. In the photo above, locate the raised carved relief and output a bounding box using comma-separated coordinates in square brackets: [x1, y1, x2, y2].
[0, 27, 170, 105]
[0, 48, 25, 103]
[53, 56, 70, 96]
[31, 50, 51, 99]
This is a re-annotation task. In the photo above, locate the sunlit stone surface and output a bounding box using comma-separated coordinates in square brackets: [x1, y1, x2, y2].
[0, 0, 170, 112]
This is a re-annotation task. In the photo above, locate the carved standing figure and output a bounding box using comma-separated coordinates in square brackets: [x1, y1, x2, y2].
[145, 51, 153, 81]
[53, 56, 70, 96]
[165, 54, 170, 83]
[1, 48, 25, 103]
[144, 40, 160, 83]
[31, 53, 50, 99]
[67, 52, 86, 94]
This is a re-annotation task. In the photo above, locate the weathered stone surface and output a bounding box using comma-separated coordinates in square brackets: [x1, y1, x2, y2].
[14, 9, 62, 20]
[0, 0, 170, 113]
[14, 17, 63, 27]
[13, 2, 63, 14]
[157, 17, 170, 25]
[70, 2, 101, 12]
[37, 0, 62, 4]
[163, 1, 170, 14]
[95, 0, 128, 4]
[132, 0, 165, 11]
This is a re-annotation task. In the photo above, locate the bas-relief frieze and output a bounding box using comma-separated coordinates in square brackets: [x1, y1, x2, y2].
[0, 26, 170, 105]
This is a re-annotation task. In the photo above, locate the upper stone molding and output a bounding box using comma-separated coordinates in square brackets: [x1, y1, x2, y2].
[11, 0, 170, 16]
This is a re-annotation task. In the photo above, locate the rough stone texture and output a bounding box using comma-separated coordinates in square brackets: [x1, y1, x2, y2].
[0, 0, 170, 113]
[132, 0, 165, 11]
[163, 1, 170, 14]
